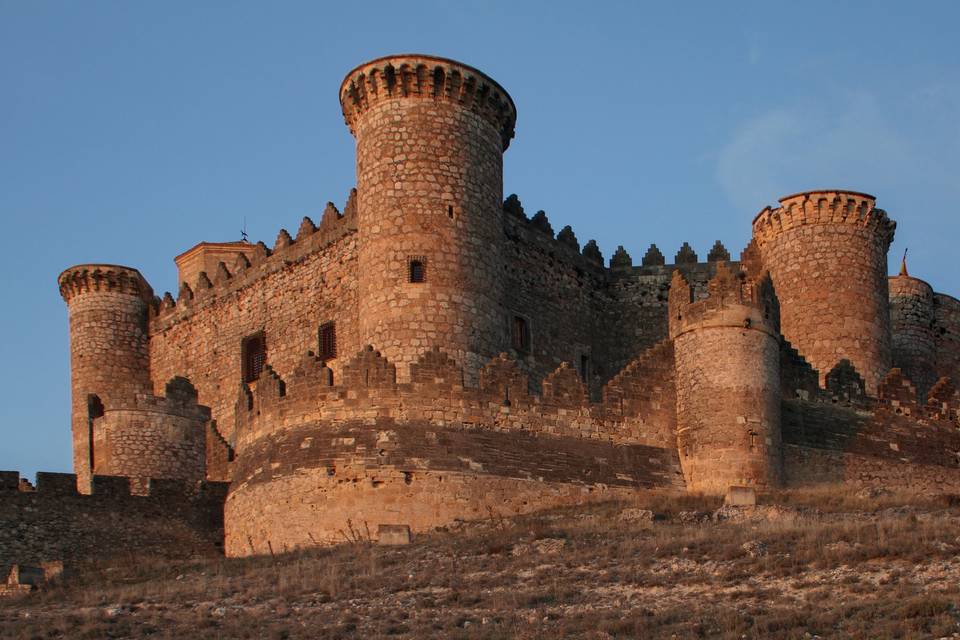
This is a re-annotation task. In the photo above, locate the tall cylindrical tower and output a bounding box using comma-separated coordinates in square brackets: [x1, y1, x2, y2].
[59, 265, 153, 491]
[669, 264, 783, 494]
[752, 191, 896, 394]
[889, 270, 936, 401]
[340, 55, 516, 380]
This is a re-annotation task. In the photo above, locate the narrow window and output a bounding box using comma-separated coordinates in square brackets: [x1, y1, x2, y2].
[242, 333, 266, 383]
[87, 394, 104, 472]
[318, 322, 337, 361]
[580, 355, 590, 383]
[447, 205, 454, 219]
[512, 315, 530, 352]
[409, 258, 426, 283]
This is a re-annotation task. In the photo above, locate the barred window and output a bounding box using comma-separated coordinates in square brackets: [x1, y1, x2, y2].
[409, 258, 426, 283]
[243, 334, 266, 383]
[512, 316, 530, 352]
[319, 322, 337, 361]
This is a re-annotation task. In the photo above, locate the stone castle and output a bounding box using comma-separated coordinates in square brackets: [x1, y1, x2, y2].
[5, 54, 960, 564]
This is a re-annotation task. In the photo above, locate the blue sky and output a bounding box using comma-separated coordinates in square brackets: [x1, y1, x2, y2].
[2, 1, 958, 478]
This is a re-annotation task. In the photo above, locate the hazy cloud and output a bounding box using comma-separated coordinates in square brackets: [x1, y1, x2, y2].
[716, 88, 957, 213]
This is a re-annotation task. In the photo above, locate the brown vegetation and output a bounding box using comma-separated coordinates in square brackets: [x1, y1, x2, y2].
[4, 487, 960, 639]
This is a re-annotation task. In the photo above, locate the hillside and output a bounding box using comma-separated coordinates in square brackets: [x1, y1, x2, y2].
[4, 487, 960, 639]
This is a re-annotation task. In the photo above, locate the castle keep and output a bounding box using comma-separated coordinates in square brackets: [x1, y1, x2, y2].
[6, 54, 960, 564]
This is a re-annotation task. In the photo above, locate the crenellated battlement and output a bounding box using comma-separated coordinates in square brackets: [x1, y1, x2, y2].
[339, 54, 517, 150]
[752, 190, 896, 250]
[0, 470, 228, 571]
[58, 264, 153, 304]
[502, 194, 608, 272]
[150, 190, 358, 330]
[503, 193, 742, 282]
[233, 343, 680, 452]
[668, 262, 779, 340]
[751, 190, 897, 394]
[89, 376, 211, 485]
[0, 470, 226, 500]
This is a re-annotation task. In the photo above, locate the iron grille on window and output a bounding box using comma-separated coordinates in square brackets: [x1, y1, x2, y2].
[512, 316, 529, 352]
[409, 259, 426, 283]
[243, 335, 266, 383]
[319, 322, 337, 361]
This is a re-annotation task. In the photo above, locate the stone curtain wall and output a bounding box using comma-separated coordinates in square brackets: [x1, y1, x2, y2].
[753, 191, 895, 394]
[148, 214, 359, 447]
[782, 394, 960, 491]
[59, 266, 154, 492]
[499, 194, 737, 396]
[0, 472, 227, 575]
[500, 207, 610, 394]
[342, 56, 515, 383]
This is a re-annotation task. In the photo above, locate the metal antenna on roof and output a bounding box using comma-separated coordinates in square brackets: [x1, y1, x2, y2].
[241, 217, 249, 243]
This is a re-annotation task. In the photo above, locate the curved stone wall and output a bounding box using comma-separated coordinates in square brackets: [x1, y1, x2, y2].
[889, 274, 936, 400]
[91, 379, 210, 485]
[224, 420, 678, 557]
[752, 191, 895, 394]
[669, 266, 783, 494]
[59, 265, 153, 491]
[934, 293, 960, 383]
[342, 55, 516, 381]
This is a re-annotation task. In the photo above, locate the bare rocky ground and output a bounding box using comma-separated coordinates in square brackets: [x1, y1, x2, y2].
[4, 487, 960, 639]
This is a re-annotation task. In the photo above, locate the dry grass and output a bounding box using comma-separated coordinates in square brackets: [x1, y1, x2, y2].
[4, 485, 960, 639]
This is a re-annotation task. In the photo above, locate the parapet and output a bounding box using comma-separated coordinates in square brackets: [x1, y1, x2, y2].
[668, 262, 780, 340]
[58, 264, 153, 304]
[339, 54, 517, 150]
[174, 241, 259, 291]
[151, 190, 358, 330]
[752, 190, 896, 250]
[0, 471, 228, 500]
[233, 342, 681, 450]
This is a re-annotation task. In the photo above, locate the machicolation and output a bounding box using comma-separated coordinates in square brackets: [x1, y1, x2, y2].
[5, 53, 960, 569]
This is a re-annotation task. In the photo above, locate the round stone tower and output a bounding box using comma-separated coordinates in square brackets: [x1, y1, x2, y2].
[59, 264, 153, 491]
[752, 190, 896, 394]
[340, 54, 517, 380]
[669, 263, 783, 494]
[889, 263, 936, 402]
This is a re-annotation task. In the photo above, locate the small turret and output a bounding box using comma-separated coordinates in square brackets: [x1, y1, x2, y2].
[669, 262, 782, 494]
[59, 264, 154, 492]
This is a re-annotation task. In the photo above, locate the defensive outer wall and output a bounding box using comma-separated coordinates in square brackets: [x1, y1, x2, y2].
[5, 54, 960, 566]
